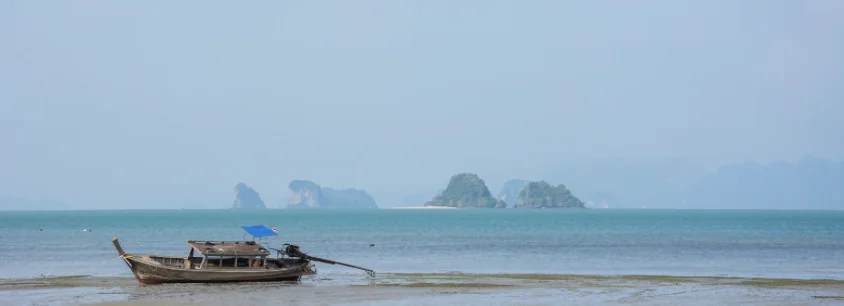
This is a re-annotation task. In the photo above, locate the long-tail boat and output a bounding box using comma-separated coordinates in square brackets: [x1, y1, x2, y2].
[111, 225, 375, 284]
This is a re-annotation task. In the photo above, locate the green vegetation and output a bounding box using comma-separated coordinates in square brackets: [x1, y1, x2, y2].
[425, 173, 505, 208]
[739, 278, 844, 288]
[513, 181, 585, 208]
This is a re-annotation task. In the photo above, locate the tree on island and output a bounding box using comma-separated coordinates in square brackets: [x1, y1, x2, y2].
[425, 173, 506, 208]
[514, 181, 585, 208]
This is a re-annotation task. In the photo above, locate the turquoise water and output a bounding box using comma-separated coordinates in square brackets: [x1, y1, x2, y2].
[1, 209, 842, 280]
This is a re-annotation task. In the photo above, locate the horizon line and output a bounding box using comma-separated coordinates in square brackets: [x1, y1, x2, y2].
[1, 207, 842, 212]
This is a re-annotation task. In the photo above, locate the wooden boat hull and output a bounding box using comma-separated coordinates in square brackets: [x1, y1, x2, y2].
[121, 255, 317, 285]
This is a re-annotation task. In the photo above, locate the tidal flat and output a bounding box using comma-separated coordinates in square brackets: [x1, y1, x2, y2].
[2, 273, 843, 306]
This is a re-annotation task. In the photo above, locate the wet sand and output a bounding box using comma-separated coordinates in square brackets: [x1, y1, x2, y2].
[2, 273, 842, 306]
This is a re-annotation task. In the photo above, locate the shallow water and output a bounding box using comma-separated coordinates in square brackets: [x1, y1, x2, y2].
[2, 273, 842, 306]
[1, 209, 842, 280]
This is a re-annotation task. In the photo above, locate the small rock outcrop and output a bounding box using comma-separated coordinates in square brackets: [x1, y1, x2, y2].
[514, 181, 585, 208]
[287, 180, 377, 209]
[497, 179, 528, 205]
[232, 183, 266, 209]
[425, 173, 505, 208]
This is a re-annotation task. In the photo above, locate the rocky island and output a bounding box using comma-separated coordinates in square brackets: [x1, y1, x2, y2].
[425, 173, 506, 208]
[497, 179, 528, 206]
[287, 180, 378, 209]
[232, 183, 266, 209]
[513, 181, 585, 208]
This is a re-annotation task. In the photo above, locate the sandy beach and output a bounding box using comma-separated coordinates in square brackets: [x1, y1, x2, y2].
[3, 273, 842, 306]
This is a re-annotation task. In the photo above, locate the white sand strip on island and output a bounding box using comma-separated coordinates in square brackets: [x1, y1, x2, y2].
[387, 206, 457, 209]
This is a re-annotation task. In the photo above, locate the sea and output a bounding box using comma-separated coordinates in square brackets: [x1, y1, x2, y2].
[1, 209, 843, 280]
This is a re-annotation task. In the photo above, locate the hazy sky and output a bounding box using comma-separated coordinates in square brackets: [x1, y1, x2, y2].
[2, 0, 843, 208]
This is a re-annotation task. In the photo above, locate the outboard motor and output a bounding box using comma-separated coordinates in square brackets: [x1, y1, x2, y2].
[281, 243, 375, 277]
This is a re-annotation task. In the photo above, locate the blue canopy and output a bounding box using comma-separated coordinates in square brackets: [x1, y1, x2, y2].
[241, 225, 278, 238]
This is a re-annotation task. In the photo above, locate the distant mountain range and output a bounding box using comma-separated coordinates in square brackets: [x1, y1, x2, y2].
[538, 157, 844, 210]
[686, 158, 844, 209]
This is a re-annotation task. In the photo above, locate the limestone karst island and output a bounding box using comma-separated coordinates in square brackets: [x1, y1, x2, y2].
[230, 181, 378, 209]
[231, 173, 585, 209]
[422, 173, 586, 209]
[232, 183, 266, 209]
[424, 173, 506, 208]
[287, 180, 378, 209]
